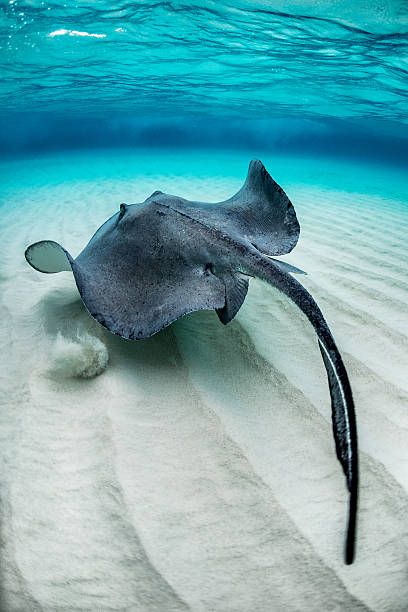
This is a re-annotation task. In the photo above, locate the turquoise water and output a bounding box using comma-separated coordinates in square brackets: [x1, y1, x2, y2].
[1, 0, 407, 160]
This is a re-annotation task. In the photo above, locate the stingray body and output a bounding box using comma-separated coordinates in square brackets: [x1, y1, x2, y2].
[25, 160, 358, 564]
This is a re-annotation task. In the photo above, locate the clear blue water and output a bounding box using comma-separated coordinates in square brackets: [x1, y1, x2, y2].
[1, 0, 407, 162]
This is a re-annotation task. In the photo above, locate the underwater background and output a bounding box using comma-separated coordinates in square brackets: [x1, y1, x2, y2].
[1, 1, 407, 611]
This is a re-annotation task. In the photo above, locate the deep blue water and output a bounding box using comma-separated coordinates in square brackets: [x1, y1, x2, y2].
[1, 0, 407, 164]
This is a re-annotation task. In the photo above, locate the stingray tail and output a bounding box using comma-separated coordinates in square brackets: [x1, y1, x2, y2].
[242, 251, 358, 564]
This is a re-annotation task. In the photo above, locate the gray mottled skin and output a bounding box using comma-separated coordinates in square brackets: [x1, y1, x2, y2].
[25, 160, 358, 565]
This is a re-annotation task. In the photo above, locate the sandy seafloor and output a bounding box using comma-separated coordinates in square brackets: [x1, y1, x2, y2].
[0, 149, 407, 611]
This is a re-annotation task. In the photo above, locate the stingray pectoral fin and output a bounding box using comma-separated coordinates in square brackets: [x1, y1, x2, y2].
[216, 272, 250, 324]
[224, 160, 300, 256]
[244, 254, 358, 564]
[25, 240, 73, 273]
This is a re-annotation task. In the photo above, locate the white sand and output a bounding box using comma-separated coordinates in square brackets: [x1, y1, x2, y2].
[0, 150, 407, 611]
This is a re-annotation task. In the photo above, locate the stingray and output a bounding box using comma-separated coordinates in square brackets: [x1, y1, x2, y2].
[25, 159, 358, 564]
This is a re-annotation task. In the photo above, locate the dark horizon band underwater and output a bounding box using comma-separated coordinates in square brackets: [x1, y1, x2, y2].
[1, 113, 408, 169]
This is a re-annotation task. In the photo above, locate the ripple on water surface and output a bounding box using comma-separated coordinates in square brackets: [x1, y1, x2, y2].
[1, 0, 407, 121]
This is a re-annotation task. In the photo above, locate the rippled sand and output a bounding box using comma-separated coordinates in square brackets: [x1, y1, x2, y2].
[0, 151, 407, 611]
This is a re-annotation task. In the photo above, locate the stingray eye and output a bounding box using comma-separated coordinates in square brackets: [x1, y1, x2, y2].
[118, 203, 127, 221]
[204, 263, 215, 275]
